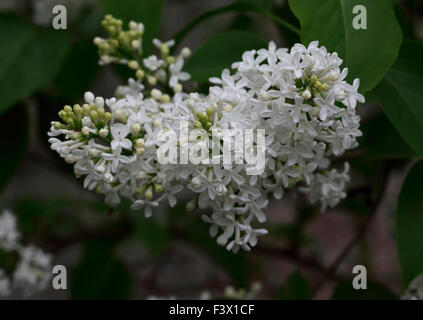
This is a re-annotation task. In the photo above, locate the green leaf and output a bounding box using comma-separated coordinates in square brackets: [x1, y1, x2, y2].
[396, 161, 423, 289]
[332, 280, 397, 300]
[360, 114, 416, 159]
[172, 1, 299, 47]
[0, 14, 70, 115]
[184, 30, 267, 83]
[277, 271, 311, 300]
[0, 105, 27, 190]
[288, 0, 402, 92]
[367, 40, 423, 159]
[72, 240, 132, 299]
[54, 40, 100, 100]
[100, 0, 163, 55]
[132, 214, 168, 258]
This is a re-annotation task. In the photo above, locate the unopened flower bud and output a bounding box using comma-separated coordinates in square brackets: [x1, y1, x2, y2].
[95, 97, 104, 107]
[84, 92, 95, 104]
[128, 60, 140, 70]
[160, 94, 170, 103]
[147, 75, 157, 85]
[151, 88, 162, 100]
[145, 186, 153, 200]
[99, 128, 108, 138]
[136, 69, 145, 79]
[132, 123, 141, 134]
[302, 88, 312, 100]
[154, 184, 163, 193]
[181, 47, 191, 58]
[173, 83, 182, 93]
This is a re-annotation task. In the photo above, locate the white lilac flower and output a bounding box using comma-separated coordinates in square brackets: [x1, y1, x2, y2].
[13, 246, 52, 296]
[50, 19, 364, 253]
[0, 209, 20, 251]
[0, 210, 53, 297]
[143, 55, 164, 71]
[402, 274, 423, 300]
[147, 282, 262, 300]
[0, 270, 11, 296]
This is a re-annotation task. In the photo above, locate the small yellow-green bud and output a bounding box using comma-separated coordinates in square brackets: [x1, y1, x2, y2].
[136, 69, 145, 79]
[186, 199, 196, 212]
[104, 112, 112, 122]
[145, 186, 153, 200]
[223, 104, 232, 113]
[131, 40, 141, 49]
[173, 83, 182, 93]
[154, 184, 163, 193]
[181, 47, 191, 58]
[82, 104, 90, 113]
[132, 123, 141, 134]
[71, 132, 81, 140]
[129, 21, 137, 30]
[160, 94, 170, 103]
[160, 44, 169, 56]
[136, 186, 146, 195]
[93, 37, 103, 45]
[147, 75, 157, 85]
[58, 110, 67, 119]
[136, 138, 145, 147]
[64, 105, 73, 113]
[128, 60, 140, 70]
[310, 75, 318, 85]
[166, 56, 175, 64]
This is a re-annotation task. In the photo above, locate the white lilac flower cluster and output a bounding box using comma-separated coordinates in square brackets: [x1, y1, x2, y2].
[402, 275, 423, 300]
[0, 210, 52, 296]
[48, 16, 364, 253]
[148, 282, 262, 300]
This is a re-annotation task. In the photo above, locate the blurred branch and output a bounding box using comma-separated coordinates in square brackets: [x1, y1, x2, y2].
[311, 162, 392, 298]
[254, 245, 343, 279]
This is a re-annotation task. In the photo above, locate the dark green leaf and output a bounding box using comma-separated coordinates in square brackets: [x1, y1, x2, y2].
[184, 30, 267, 83]
[0, 105, 27, 190]
[72, 240, 132, 299]
[360, 114, 416, 159]
[172, 1, 299, 47]
[367, 40, 423, 159]
[100, 0, 163, 55]
[54, 40, 100, 100]
[288, 0, 402, 92]
[332, 280, 397, 300]
[0, 14, 70, 114]
[396, 160, 423, 289]
[277, 270, 311, 300]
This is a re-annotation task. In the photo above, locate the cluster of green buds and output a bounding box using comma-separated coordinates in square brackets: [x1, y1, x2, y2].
[135, 183, 163, 200]
[93, 14, 191, 97]
[296, 74, 329, 100]
[94, 15, 144, 65]
[54, 94, 112, 141]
